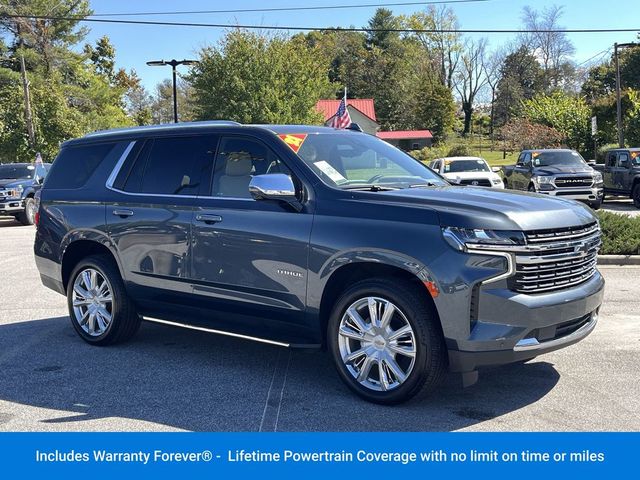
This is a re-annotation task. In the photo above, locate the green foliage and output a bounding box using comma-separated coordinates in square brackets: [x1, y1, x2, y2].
[494, 46, 545, 126]
[626, 89, 640, 146]
[597, 211, 640, 255]
[523, 91, 591, 151]
[447, 145, 472, 157]
[189, 30, 334, 124]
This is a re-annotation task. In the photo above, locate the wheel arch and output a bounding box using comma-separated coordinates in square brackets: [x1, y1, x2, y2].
[317, 260, 441, 347]
[60, 235, 123, 291]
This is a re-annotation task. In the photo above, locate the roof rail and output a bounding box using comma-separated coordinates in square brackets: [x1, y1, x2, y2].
[84, 120, 242, 138]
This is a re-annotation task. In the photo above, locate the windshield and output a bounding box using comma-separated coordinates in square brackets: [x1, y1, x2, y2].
[444, 159, 490, 173]
[292, 133, 447, 189]
[532, 151, 587, 167]
[0, 164, 34, 180]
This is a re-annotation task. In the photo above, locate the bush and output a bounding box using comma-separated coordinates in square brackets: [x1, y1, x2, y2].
[447, 145, 472, 157]
[597, 211, 640, 255]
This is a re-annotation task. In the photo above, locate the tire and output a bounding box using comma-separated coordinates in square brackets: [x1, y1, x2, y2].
[527, 184, 536, 193]
[589, 199, 602, 210]
[17, 197, 36, 225]
[328, 278, 447, 404]
[66, 254, 141, 346]
[633, 184, 640, 209]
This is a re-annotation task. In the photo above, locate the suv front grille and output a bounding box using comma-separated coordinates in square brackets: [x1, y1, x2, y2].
[509, 222, 601, 294]
[553, 176, 593, 188]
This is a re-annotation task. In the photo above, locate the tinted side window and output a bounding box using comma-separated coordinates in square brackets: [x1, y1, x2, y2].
[606, 153, 616, 167]
[125, 136, 216, 196]
[617, 153, 630, 168]
[45, 143, 117, 189]
[212, 137, 291, 198]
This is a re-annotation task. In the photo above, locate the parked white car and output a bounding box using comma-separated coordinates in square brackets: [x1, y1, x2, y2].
[429, 156, 504, 188]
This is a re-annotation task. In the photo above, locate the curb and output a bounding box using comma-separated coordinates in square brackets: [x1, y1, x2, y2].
[598, 255, 640, 266]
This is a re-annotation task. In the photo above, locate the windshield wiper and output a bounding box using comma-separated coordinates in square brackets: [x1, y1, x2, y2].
[340, 184, 400, 191]
[409, 182, 440, 188]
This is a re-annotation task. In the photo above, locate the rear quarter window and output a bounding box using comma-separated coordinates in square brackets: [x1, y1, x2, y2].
[45, 142, 117, 189]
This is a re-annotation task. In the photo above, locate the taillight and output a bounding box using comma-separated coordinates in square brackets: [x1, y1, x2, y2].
[34, 211, 40, 226]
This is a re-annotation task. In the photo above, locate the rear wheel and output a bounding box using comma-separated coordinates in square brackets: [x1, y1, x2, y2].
[528, 184, 536, 193]
[328, 278, 446, 404]
[67, 255, 141, 345]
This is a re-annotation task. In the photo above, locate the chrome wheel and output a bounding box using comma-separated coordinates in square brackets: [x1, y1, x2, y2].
[71, 268, 113, 337]
[25, 199, 36, 224]
[338, 296, 416, 392]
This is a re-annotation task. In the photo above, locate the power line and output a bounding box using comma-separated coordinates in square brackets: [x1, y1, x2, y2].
[2, 13, 639, 34]
[88, 0, 491, 17]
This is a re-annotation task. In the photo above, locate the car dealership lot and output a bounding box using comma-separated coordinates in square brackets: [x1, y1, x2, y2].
[0, 218, 638, 432]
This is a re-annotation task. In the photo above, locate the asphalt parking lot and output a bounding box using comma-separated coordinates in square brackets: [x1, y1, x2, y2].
[0, 218, 638, 432]
[600, 198, 640, 217]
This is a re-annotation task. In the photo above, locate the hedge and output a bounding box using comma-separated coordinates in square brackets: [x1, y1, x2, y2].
[597, 211, 640, 255]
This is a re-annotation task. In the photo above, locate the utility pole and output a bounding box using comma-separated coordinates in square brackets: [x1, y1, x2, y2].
[614, 42, 639, 148]
[19, 54, 36, 149]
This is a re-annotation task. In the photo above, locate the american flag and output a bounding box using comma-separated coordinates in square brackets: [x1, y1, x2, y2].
[330, 96, 352, 129]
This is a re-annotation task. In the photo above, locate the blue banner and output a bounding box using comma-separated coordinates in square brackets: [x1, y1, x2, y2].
[0, 432, 635, 478]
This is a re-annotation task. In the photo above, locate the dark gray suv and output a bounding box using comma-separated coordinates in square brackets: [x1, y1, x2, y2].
[34, 122, 604, 404]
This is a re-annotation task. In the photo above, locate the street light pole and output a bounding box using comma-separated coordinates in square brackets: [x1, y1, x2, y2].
[613, 42, 639, 148]
[146, 59, 198, 123]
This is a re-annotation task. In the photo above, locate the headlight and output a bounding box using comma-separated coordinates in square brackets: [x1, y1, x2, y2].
[442, 227, 526, 251]
[532, 175, 553, 186]
[6, 185, 23, 198]
[593, 171, 603, 184]
[491, 178, 503, 185]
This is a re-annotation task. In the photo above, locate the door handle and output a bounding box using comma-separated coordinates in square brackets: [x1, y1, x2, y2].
[195, 214, 223, 224]
[112, 209, 134, 218]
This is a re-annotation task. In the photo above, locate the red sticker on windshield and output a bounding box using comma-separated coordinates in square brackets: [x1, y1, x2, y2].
[278, 134, 307, 153]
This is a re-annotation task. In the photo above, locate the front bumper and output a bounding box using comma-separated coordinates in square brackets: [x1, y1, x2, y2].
[447, 271, 605, 372]
[0, 199, 24, 214]
[537, 186, 603, 202]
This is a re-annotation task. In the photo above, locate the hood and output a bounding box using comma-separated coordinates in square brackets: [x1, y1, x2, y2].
[0, 178, 32, 189]
[370, 185, 596, 231]
[532, 165, 594, 176]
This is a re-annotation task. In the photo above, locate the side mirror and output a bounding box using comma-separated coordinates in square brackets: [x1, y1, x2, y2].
[249, 174, 302, 211]
[586, 159, 596, 166]
[491, 166, 501, 173]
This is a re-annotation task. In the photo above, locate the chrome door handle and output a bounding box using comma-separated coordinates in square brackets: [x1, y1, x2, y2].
[112, 209, 134, 218]
[195, 214, 223, 224]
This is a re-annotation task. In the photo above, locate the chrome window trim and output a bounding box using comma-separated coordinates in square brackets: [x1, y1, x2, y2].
[105, 141, 136, 189]
[104, 139, 256, 201]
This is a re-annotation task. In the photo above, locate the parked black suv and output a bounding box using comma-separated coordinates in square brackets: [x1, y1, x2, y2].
[0, 162, 50, 224]
[501, 149, 604, 209]
[34, 122, 604, 404]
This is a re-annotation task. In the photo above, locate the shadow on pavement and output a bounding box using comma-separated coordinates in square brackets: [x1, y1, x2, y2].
[0, 217, 23, 228]
[0, 316, 559, 432]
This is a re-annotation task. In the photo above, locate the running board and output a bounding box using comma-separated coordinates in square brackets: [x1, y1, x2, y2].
[143, 316, 320, 349]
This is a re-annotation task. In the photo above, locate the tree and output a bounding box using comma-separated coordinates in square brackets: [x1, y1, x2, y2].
[520, 5, 576, 91]
[482, 48, 505, 135]
[403, 6, 461, 90]
[366, 8, 401, 51]
[523, 91, 591, 151]
[494, 46, 544, 126]
[189, 30, 334, 124]
[499, 118, 564, 151]
[84, 35, 116, 81]
[455, 38, 488, 135]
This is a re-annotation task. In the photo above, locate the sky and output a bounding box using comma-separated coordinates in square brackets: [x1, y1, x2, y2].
[82, 0, 640, 92]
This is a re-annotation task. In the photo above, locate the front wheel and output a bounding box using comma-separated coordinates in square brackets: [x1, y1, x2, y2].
[328, 278, 446, 404]
[17, 197, 36, 225]
[67, 255, 141, 346]
[633, 184, 640, 209]
[527, 184, 536, 193]
[589, 199, 602, 210]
